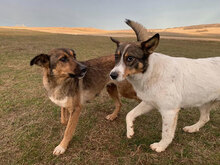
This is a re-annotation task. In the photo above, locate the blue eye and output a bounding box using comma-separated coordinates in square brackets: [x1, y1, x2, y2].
[127, 56, 134, 62]
[60, 57, 68, 62]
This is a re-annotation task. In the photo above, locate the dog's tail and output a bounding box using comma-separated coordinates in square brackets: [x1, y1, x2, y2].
[125, 19, 148, 42]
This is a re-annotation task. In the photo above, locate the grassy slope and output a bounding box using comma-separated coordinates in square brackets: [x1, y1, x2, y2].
[0, 28, 219, 164]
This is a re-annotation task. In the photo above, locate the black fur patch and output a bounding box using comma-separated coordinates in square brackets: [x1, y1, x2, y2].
[30, 54, 49, 67]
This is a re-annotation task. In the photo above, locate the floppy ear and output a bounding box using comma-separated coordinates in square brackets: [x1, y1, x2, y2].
[141, 33, 160, 54]
[110, 37, 120, 47]
[30, 54, 50, 68]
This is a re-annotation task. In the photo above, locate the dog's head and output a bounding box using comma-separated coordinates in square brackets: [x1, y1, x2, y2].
[110, 20, 159, 81]
[109, 33, 160, 81]
[30, 48, 87, 79]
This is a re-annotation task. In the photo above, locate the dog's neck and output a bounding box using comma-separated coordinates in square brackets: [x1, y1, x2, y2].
[127, 53, 162, 89]
[42, 68, 80, 100]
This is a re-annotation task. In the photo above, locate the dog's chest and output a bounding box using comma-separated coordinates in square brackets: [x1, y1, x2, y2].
[80, 90, 94, 104]
[48, 85, 69, 107]
[134, 86, 149, 100]
[128, 76, 152, 101]
[49, 96, 68, 107]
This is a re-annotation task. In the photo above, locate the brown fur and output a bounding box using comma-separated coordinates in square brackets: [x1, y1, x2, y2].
[30, 48, 139, 155]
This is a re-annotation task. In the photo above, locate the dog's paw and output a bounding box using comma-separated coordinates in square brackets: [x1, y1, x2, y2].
[183, 125, 200, 133]
[53, 145, 66, 156]
[150, 142, 166, 153]
[127, 126, 134, 139]
[105, 113, 117, 121]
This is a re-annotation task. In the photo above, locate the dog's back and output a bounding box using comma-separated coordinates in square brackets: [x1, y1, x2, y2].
[174, 55, 220, 107]
[137, 52, 220, 108]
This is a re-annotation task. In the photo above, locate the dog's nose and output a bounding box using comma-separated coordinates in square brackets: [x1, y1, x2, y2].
[80, 65, 87, 73]
[110, 72, 118, 80]
[69, 73, 76, 78]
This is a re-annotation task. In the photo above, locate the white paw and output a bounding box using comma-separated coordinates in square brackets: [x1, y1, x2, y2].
[53, 145, 66, 156]
[183, 125, 200, 133]
[105, 114, 117, 121]
[127, 126, 134, 139]
[150, 142, 166, 152]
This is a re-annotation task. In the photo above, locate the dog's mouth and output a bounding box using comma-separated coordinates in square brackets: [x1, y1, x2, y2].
[78, 71, 87, 79]
[69, 71, 87, 79]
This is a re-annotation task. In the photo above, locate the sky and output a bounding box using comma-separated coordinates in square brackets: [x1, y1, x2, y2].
[0, 0, 220, 30]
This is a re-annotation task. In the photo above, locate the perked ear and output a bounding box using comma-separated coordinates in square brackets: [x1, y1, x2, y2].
[30, 54, 50, 68]
[110, 37, 120, 47]
[141, 33, 160, 54]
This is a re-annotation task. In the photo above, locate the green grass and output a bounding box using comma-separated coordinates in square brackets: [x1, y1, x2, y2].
[0, 28, 220, 164]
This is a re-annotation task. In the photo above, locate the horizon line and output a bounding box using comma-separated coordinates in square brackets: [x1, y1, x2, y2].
[1, 22, 220, 31]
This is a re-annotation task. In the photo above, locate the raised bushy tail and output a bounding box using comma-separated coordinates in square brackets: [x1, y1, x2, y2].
[125, 19, 148, 41]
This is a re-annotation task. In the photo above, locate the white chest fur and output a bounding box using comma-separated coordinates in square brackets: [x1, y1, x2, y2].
[49, 96, 68, 107]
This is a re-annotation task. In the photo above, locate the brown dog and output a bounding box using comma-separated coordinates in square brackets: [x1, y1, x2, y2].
[30, 48, 139, 155]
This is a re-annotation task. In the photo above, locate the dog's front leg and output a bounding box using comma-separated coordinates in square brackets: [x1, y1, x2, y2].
[53, 105, 82, 156]
[61, 107, 69, 125]
[150, 109, 179, 152]
[126, 101, 153, 138]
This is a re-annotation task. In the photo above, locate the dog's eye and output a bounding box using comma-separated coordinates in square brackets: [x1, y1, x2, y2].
[59, 56, 68, 62]
[127, 56, 134, 62]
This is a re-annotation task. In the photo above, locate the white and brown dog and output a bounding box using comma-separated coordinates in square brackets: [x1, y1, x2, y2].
[110, 20, 220, 152]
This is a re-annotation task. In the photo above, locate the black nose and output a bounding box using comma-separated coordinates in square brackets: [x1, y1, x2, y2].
[110, 72, 118, 80]
[80, 65, 87, 73]
[69, 73, 76, 78]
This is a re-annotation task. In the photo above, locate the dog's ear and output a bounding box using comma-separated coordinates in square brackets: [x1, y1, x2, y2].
[69, 49, 76, 58]
[110, 37, 120, 47]
[141, 33, 160, 54]
[30, 54, 50, 68]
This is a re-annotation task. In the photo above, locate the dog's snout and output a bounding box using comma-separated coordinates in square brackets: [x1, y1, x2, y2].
[80, 65, 87, 73]
[110, 72, 118, 80]
[69, 73, 75, 78]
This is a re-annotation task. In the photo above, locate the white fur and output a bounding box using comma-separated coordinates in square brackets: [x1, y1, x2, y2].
[80, 90, 94, 104]
[53, 145, 65, 155]
[49, 96, 68, 107]
[110, 44, 130, 81]
[47, 85, 68, 107]
[120, 52, 220, 152]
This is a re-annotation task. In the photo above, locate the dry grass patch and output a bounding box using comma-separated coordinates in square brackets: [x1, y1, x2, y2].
[0, 28, 219, 164]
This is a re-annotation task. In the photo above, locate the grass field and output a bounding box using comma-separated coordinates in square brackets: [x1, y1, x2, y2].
[0, 28, 220, 164]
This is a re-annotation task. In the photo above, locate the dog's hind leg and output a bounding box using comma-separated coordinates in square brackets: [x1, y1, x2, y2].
[183, 103, 212, 133]
[126, 101, 153, 138]
[61, 107, 69, 125]
[105, 83, 122, 121]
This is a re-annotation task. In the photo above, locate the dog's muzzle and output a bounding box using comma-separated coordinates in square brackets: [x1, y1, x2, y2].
[78, 65, 87, 79]
[69, 65, 87, 79]
[80, 65, 87, 74]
